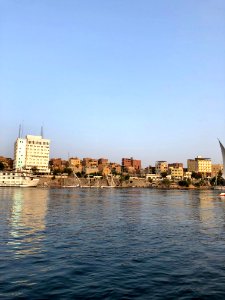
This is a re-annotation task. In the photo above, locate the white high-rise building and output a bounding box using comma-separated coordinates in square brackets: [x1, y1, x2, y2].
[14, 135, 50, 173]
[14, 138, 27, 170]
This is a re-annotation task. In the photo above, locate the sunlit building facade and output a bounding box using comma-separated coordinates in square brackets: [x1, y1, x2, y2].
[187, 156, 212, 176]
[155, 161, 168, 175]
[14, 135, 50, 173]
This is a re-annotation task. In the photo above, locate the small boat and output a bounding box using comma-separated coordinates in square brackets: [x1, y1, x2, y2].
[219, 193, 225, 197]
[100, 174, 116, 188]
[62, 184, 79, 188]
[214, 186, 225, 190]
[100, 185, 115, 188]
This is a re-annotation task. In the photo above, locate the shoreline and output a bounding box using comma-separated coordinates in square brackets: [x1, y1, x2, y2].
[37, 176, 213, 190]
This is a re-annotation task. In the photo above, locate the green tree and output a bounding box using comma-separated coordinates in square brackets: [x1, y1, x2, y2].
[191, 172, 202, 179]
[210, 171, 225, 186]
[63, 167, 73, 176]
[124, 174, 130, 180]
[161, 172, 168, 178]
[178, 180, 189, 187]
[111, 169, 119, 176]
[53, 169, 61, 175]
[161, 178, 171, 187]
[119, 174, 130, 182]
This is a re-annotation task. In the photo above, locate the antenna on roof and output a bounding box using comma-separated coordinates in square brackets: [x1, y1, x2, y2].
[18, 124, 21, 138]
[21, 121, 24, 138]
[41, 126, 44, 138]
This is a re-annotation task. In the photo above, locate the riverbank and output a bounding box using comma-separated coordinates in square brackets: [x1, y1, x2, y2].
[37, 176, 213, 190]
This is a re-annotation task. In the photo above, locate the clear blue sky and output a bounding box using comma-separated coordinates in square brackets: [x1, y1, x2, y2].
[1, 0, 225, 167]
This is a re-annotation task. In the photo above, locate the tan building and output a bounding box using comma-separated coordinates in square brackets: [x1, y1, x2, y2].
[82, 158, 98, 168]
[83, 166, 99, 175]
[155, 161, 168, 175]
[187, 156, 212, 176]
[49, 158, 64, 171]
[146, 174, 162, 181]
[169, 167, 184, 179]
[98, 158, 109, 165]
[69, 157, 82, 173]
[187, 159, 196, 172]
[69, 157, 81, 167]
[122, 157, 141, 173]
[168, 163, 183, 169]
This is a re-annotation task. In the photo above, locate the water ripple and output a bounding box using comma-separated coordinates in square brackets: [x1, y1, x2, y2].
[1, 188, 225, 299]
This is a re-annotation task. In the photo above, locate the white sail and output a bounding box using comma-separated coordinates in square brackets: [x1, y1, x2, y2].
[218, 139, 225, 178]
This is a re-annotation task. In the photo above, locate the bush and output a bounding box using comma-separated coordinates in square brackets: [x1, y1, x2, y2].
[63, 167, 73, 176]
[191, 172, 202, 179]
[53, 169, 61, 175]
[161, 178, 171, 186]
[124, 174, 130, 180]
[178, 180, 189, 187]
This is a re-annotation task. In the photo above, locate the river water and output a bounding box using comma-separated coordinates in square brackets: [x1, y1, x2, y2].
[1, 188, 225, 299]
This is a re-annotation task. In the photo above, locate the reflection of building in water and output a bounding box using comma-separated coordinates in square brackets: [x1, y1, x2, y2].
[198, 191, 216, 228]
[10, 189, 48, 256]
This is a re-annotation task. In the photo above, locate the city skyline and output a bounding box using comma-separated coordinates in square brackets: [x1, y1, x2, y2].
[1, 1, 225, 166]
[2, 129, 225, 169]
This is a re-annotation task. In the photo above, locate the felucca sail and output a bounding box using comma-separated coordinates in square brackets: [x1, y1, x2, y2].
[218, 139, 225, 178]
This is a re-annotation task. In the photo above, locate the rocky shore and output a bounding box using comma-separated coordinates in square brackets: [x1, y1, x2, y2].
[37, 176, 213, 190]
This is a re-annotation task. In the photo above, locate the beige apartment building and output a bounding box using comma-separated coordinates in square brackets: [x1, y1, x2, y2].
[155, 161, 168, 175]
[69, 157, 81, 167]
[187, 156, 212, 176]
[69, 157, 82, 173]
[169, 167, 184, 179]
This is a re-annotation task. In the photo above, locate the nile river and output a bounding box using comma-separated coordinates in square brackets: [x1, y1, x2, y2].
[1, 188, 225, 299]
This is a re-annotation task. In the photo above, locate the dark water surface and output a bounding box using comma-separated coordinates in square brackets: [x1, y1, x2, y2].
[1, 188, 225, 299]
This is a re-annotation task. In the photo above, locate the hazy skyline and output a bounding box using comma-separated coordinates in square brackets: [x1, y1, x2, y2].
[1, 0, 225, 167]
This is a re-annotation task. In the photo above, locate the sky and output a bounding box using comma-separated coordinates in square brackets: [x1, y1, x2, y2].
[0, 0, 225, 167]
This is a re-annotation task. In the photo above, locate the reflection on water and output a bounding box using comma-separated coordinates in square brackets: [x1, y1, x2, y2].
[198, 190, 216, 228]
[7, 188, 48, 256]
[1, 188, 225, 299]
